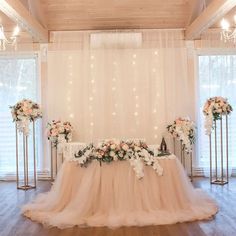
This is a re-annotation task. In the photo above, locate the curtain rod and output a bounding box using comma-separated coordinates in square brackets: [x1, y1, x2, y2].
[51, 28, 185, 34]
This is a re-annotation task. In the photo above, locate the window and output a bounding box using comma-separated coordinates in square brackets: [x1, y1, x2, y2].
[197, 55, 236, 170]
[0, 55, 41, 180]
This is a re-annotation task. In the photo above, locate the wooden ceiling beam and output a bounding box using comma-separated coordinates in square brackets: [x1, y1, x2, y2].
[0, 0, 48, 42]
[185, 0, 236, 40]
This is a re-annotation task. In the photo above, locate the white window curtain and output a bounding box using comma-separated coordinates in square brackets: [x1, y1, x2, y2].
[0, 55, 42, 180]
[197, 55, 236, 174]
[44, 30, 194, 158]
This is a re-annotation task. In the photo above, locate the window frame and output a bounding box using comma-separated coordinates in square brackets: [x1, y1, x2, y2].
[0, 52, 43, 179]
[195, 49, 236, 170]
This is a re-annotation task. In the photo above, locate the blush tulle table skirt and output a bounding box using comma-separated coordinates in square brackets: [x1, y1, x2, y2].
[22, 158, 218, 229]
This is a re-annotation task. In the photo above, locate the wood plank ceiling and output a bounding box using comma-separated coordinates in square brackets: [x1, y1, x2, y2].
[0, 0, 236, 43]
[40, 0, 190, 31]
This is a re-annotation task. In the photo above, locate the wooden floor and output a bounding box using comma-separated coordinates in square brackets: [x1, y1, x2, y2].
[0, 178, 236, 236]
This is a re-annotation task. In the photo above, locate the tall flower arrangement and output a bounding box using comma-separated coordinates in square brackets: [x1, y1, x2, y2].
[74, 139, 166, 179]
[203, 96, 232, 135]
[46, 120, 73, 146]
[167, 117, 195, 153]
[10, 99, 42, 135]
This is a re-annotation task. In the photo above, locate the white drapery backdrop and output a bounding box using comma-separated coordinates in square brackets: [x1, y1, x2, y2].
[44, 30, 194, 154]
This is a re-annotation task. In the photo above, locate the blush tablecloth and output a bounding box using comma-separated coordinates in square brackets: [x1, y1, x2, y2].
[22, 156, 218, 228]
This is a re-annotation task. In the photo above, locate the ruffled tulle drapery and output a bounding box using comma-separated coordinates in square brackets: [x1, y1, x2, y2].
[22, 158, 218, 229]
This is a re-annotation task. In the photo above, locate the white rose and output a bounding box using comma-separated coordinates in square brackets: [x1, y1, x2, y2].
[109, 151, 115, 157]
[118, 152, 123, 157]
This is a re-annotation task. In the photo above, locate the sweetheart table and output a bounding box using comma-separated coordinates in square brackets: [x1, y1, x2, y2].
[22, 143, 218, 229]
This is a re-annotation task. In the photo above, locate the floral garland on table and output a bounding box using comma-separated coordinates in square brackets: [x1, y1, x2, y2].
[74, 139, 165, 179]
[167, 117, 195, 153]
[46, 120, 73, 147]
[10, 99, 42, 136]
[203, 96, 233, 135]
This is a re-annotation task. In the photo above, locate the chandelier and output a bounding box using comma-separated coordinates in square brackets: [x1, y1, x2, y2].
[220, 16, 236, 43]
[0, 24, 20, 50]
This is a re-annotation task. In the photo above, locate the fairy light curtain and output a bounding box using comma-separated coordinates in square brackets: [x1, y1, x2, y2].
[45, 30, 193, 148]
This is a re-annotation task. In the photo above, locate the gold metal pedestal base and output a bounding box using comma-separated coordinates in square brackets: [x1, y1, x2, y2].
[211, 180, 228, 185]
[15, 121, 37, 190]
[209, 115, 229, 185]
[174, 138, 193, 182]
[17, 185, 36, 190]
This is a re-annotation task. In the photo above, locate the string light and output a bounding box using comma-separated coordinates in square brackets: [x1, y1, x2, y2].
[67, 55, 74, 119]
[89, 53, 96, 138]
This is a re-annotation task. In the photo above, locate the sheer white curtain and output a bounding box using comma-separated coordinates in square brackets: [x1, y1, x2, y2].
[0, 55, 42, 180]
[197, 55, 236, 173]
[44, 30, 193, 151]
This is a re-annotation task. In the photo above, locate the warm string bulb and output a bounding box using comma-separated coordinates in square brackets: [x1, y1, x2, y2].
[12, 25, 20, 37]
[221, 18, 230, 31]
